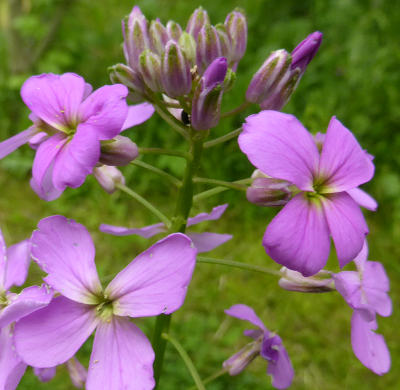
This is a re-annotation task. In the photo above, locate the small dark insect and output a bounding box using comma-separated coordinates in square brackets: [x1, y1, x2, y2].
[181, 110, 191, 125]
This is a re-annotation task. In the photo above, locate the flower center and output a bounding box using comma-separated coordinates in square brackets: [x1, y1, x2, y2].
[95, 296, 115, 322]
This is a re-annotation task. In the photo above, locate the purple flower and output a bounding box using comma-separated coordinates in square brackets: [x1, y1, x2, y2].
[0, 228, 53, 389]
[14, 216, 197, 389]
[224, 304, 294, 389]
[333, 241, 391, 375]
[239, 111, 375, 276]
[100, 204, 232, 253]
[0, 73, 154, 200]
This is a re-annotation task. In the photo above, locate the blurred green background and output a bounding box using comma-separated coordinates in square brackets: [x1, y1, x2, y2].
[0, 0, 399, 389]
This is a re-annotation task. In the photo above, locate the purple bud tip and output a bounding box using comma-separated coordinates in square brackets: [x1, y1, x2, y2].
[291, 31, 323, 71]
[203, 57, 228, 89]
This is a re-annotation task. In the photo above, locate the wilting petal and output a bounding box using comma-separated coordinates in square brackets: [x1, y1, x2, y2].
[21, 73, 86, 131]
[4, 239, 30, 290]
[223, 342, 261, 376]
[79, 85, 128, 140]
[347, 188, 377, 211]
[34, 367, 57, 382]
[266, 343, 294, 390]
[319, 117, 374, 192]
[86, 317, 155, 390]
[322, 192, 368, 268]
[32, 133, 68, 192]
[351, 310, 390, 375]
[187, 232, 232, 252]
[106, 233, 197, 317]
[239, 111, 319, 191]
[14, 296, 99, 367]
[31, 216, 102, 304]
[363, 262, 392, 317]
[66, 357, 87, 388]
[187, 204, 228, 227]
[99, 222, 166, 238]
[225, 304, 267, 332]
[52, 125, 100, 191]
[263, 194, 331, 276]
[0, 326, 27, 390]
[121, 103, 155, 130]
[0, 285, 53, 328]
[0, 127, 38, 159]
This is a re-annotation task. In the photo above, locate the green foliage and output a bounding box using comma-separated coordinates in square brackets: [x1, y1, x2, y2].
[0, 0, 399, 389]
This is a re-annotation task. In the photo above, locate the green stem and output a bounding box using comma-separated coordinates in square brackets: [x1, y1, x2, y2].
[153, 134, 205, 387]
[130, 160, 181, 187]
[197, 256, 281, 276]
[220, 101, 251, 118]
[138, 147, 188, 159]
[116, 183, 171, 228]
[204, 127, 242, 148]
[193, 178, 253, 202]
[188, 368, 227, 390]
[153, 103, 189, 140]
[193, 177, 247, 191]
[162, 333, 206, 390]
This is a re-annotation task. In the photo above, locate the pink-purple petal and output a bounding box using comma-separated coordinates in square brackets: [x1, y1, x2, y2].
[34, 367, 57, 382]
[0, 228, 6, 289]
[79, 84, 129, 140]
[187, 232, 232, 253]
[0, 285, 53, 328]
[319, 117, 375, 192]
[30, 171, 63, 201]
[239, 111, 319, 191]
[4, 239, 30, 290]
[322, 192, 368, 268]
[31, 216, 102, 304]
[0, 127, 38, 159]
[187, 204, 229, 227]
[52, 125, 100, 190]
[66, 357, 87, 388]
[106, 233, 197, 317]
[21, 73, 86, 131]
[266, 343, 294, 389]
[99, 222, 166, 238]
[347, 188, 377, 211]
[263, 194, 331, 277]
[0, 326, 27, 390]
[121, 103, 155, 131]
[353, 240, 368, 270]
[14, 296, 99, 367]
[225, 304, 267, 332]
[351, 310, 390, 375]
[86, 317, 155, 390]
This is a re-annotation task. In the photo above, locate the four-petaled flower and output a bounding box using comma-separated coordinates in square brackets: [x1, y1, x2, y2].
[14, 216, 197, 390]
[333, 241, 391, 375]
[0, 73, 154, 200]
[224, 304, 294, 390]
[239, 110, 375, 276]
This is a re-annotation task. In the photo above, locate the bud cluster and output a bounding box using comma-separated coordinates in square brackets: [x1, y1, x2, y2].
[109, 6, 247, 130]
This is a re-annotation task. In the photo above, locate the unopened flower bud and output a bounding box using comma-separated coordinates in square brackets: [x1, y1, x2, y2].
[34, 367, 56, 382]
[247, 177, 292, 207]
[149, 19, 169, 55]
[191, 57, 227, 130]
[291, 31, 322, 74]
[109, 63, 145, 103]
[100, 135, 138, 166]
[196, 24, 222, 74]
[66, 357, 87, 388]
[279, 267, 335, 293]
[178, 32, 197, 65]
[138, 50, 163, 92]
[223, 68, 236, 92]
[166, 21, 183, 41]
[223, 339, 262, 375]
[93, 165, 125, 194]
[123, 6, 150, 69]
[225, 9, 247, 63]
[186, 6, 210, 39]
[161, 41, 192, 98]
[215, 24, 232, 62]
[246, 49, 291, 104]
